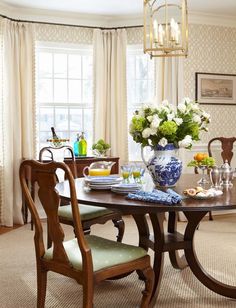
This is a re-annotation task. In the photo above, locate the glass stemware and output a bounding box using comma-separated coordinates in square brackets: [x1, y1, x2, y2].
[121, 165, 132, 183]
[197, 165, 209, 185]
[132, 164, 145, 184]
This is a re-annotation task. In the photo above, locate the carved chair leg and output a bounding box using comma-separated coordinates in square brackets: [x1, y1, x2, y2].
[112, 218, 125, 242]
[140, 266, 154, 308]
[37, 267, 47, 308]
[209, 211, 213, 221]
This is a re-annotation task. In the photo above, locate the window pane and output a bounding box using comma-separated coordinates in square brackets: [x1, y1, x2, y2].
[82, 80, 92, 103]
[127, 80, 136, 104]
[127, 56, 135, 80]
[136, 56, 148, 80]
[37, 79, 53, 102]
[54, 54, 67, 78]
[38, 52, 52, 78]
[69, 108, 83, 131]
[136, 80, 148, 103]
[55, 108, 68, 130]
[68, 80, 81, 103]
[68, 54, 81, 78]
[39, 131, 51, 144]
[83, 56, 93, 80]
[39, 107, 54, 131]
[54, 79, 67, 103]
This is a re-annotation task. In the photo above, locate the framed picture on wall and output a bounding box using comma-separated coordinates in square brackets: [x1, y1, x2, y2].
[195, 72, 236, 105]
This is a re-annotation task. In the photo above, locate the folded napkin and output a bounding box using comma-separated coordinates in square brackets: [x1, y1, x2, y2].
[127, 188, 182, 205]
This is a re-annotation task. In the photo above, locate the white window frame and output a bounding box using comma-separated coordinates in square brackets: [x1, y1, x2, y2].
[35, 42, 93, 152]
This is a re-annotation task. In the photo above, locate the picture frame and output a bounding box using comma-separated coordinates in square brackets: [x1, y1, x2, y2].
[195, 72, 236, 105]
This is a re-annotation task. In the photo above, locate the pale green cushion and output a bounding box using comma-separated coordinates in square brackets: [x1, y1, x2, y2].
[58, 204, 112, 221]
[43, 235, 147, 271]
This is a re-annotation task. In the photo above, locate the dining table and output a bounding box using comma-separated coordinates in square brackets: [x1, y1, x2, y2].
[56, 174, 236, 307]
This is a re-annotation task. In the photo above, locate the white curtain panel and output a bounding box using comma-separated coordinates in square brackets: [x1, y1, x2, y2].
[93, 29, 128, 164]
[155, 56, 184, 106]
[1, 19, 35, 226]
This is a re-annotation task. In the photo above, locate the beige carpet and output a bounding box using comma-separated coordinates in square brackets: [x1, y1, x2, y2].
[0, 215, 236, 307]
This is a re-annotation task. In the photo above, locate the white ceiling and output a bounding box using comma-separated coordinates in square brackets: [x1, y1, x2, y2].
[1, 0, 236, 17]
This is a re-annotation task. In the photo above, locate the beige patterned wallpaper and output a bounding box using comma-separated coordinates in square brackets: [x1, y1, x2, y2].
[35, 23, 93, 44]
[184, 24, 236, 144]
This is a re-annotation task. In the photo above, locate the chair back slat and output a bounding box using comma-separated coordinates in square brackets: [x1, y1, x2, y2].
[208, 137, 236, 165]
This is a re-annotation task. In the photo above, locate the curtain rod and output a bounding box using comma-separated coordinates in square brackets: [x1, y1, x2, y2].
[0, 13, 143, 30]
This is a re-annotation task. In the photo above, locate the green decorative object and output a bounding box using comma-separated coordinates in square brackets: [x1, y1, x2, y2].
[92, 139, 111, 157]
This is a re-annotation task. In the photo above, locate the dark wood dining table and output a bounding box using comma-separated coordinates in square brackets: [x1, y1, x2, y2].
[56, 174, 236, 307]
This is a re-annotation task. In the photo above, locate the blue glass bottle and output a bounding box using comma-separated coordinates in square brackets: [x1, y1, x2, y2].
[73, 133, 80, 157]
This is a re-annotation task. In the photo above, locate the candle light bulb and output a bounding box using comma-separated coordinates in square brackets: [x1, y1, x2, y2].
[158, 24, 164, 45]
[153, 20, 158, 43]
[170, 18, 175, 41]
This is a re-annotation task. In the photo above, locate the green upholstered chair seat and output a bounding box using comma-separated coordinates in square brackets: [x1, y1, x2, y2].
[58, 204, 113, 221]
[43, 235, 147, 272]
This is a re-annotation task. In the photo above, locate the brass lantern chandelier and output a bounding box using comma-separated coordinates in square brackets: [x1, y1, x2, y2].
[143, 0, 188, 58]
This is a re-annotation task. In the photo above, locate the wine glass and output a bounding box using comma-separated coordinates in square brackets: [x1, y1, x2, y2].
[197, 165, 209, 185]
[121, 165, 132, 184]
[132, 163, 145, 184]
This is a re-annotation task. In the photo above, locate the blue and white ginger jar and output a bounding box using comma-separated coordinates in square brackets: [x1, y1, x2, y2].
[142, 144, 182, 187]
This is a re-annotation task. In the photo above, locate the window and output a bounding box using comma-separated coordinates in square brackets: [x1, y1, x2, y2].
[127, 46, 155, 161]
[36, 43, 93, 152]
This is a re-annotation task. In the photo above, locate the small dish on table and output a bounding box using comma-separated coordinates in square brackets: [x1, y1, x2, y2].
[184, 187, 223, 199]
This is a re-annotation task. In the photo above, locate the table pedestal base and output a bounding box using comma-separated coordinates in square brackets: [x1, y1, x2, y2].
[133, 211, 236, 307]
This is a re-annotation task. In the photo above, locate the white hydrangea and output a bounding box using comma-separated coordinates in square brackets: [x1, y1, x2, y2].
[173, 117, 183, 126]
[178, 135, 192, 148]
[190, 103, 200, 112]
[160, 105, 170, 113]
[142, 128, 152, 138]
[193, 115, 201, 124]
[202, 111, 211, 120]
[158, 137, 168, 148]
[142, 127, 156, 138]
[150, 114, 161, 129]
[138, 109, 145, 117]
[147, 115, 153, 123]
[167, 113, 175, 121]
[177, 103, 187, 113]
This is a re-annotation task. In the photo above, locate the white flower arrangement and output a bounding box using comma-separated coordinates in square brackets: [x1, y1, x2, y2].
[129, 98, 211, 149]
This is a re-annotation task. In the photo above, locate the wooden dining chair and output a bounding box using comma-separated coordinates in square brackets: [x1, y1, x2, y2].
[19, 160, 154, 308]
[38, 145, 125, 245]
[207, 137, 236, 221]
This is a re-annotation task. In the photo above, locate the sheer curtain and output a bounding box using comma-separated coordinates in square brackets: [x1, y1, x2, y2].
[93, 29, 128, 164]
[155, 56, 184, 105]
[0, 19, 36, 226]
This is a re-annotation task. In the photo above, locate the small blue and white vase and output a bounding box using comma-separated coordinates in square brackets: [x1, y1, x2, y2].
[141, 143, 182, 187]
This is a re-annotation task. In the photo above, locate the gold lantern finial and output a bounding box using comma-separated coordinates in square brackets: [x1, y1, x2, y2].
[143, 0, 188, 58]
